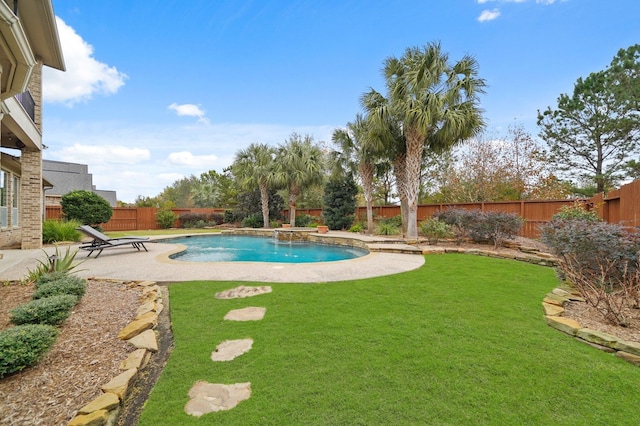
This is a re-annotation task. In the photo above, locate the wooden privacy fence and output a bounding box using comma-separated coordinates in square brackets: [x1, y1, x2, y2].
[293, 199, 579, 238]
[44, 179, 640, 238]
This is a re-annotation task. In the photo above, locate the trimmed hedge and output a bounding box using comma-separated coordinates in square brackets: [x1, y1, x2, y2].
[10, 295, 78, 326]
[32, 275, 87, 300]
[0, 324, 59, 378]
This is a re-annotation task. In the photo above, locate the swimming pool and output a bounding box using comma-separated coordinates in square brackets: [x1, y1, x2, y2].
[165, 234, 369, 263]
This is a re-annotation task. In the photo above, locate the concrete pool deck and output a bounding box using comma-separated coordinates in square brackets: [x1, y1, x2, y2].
[0, 232, 425, 283]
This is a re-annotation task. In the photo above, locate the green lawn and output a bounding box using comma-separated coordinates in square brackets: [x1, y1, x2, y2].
[138, 255, 640, 425]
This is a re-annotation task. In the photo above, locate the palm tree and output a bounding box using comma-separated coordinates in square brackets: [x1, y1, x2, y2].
[276, 133, 325, 227]
[366, 42, 486, 240]
[231, 143, 277, 228]
[332, 114, 381, 234]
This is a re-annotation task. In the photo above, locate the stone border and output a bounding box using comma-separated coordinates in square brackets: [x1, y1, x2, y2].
[543, 288, 640, 366]
[421, 243, 558, 267]
[68, 280, 163, 426]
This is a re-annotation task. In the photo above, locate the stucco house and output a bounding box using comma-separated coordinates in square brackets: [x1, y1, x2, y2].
[0, 0, 65, 249]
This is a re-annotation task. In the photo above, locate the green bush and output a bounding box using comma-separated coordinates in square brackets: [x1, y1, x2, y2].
[294, 214, 317, 228]
[420, 218, 453, 244]
[156, 208, 178, 229]
[349, 223, 363, 233]
[377, 222, 400, 236]
[0, 324, 58, 378]
[35, 271, 74, 287]
[241, 214, 262, 228]
[61, 190, 113, 227]
[10, 295, 78, 326]
[42, 220, 82, 244]
[552, 201, 600, 222]
[32, 275, 87, 300]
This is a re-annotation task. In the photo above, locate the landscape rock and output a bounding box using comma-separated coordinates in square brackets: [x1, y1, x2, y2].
[119, 348, 149, 370]
[215, 285, 272, 299]
[101, 368, 138, 400]
[117, 311, 157, 340]
[185, 381, 251, 417]
[224, 307, 266, 321]
[68, 409, 110, 426]
[543, 293, 569, 307]
[615, 351, 640, 366]
[211, 339, 254, 361]
[127, 329, 158, 352]
[542, 302, 564, 316]
[614, 340, 640, 357]
[576, 328, 618, 348]
[136, 301, 157, 316]
[77, 392, 120, 414]
[545, 316, 581, 336]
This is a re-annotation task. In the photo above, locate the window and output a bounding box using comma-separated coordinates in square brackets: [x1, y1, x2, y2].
[0, 171, 7, 227]
[12, 175, 19, 226]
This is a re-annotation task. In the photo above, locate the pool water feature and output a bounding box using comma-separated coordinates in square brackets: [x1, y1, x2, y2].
[165, 234, 369, 263]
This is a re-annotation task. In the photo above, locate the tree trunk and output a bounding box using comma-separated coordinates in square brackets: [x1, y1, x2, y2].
[289, 188, 299, 226]
[260, 183, 270, 229]
[360, 162, 375, 234]
[404, 128, 425, 241]
[393, 154, 410, 238]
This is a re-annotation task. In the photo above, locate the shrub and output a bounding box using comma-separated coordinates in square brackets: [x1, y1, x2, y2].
[156, 208, 178, 229]
[323, 176, 358, 230]
[35, 271, 71, 287]
[10, 294, 78, 326]
[553, 201, 600, 222]
[380, 215, 403, 228]
[540, 219, 640, 279]
[433, 209, 482, 245]
[349, 223, 363, 233]
[224, 210, 234, 224]
[61, 190, 113, 227]
[560, 255, 640, 327]
[0, 324, 58, 378]
[377, 222, 400, 236]
[241, 214, 263, 228]
[468, 211, 524, 248]
[42, 220, 82, 244]
[420, 218, 453, 244]
[32, 275, 87, 300]
[294, 214, 317, 228]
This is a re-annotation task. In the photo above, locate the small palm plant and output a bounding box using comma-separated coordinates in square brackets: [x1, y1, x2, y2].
[24, 245, 84, 284]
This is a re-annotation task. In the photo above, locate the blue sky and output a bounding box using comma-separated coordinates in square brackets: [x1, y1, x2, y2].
[41, 0, 639, 203]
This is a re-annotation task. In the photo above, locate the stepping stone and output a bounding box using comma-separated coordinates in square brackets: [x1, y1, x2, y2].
[211, 339, 253, 362]
[215, 285, 272, 299]
[185, 381, 251, 417]
[224, 307, 266, 321]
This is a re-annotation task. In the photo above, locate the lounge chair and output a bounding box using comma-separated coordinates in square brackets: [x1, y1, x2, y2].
[77, 225, 150, 258]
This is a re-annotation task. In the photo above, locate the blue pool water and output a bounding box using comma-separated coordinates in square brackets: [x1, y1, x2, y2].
[165, 235, 368, 263]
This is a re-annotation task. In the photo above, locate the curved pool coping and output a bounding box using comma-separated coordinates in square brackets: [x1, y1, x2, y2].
[0, 231, 426, 283]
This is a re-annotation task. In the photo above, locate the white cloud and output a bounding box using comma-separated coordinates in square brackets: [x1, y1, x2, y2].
[43, 119, 336, 202]
[43, 17, 127, 105]
[51, 144, 150, 165]
[478, 9, 501, 22]
[166, 151, 220, 168]
[168, 103, 209, 124]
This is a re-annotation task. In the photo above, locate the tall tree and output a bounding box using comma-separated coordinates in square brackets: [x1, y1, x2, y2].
[365, 42, 486, 239]
[332, 114, 381, 234]
[276, 133, 325, 227]
[232, 143, 277, 229]
[538, 46, 640, 193]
